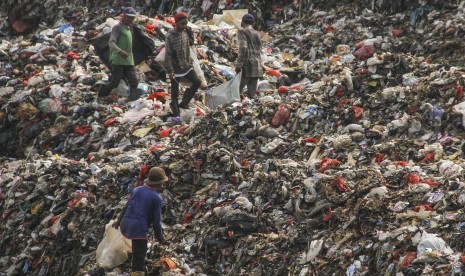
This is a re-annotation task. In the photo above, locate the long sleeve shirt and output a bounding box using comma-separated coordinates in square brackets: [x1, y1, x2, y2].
[119, 185, 164, 241]
[109, 23, 134, 66]
[164, 28, 193, 75]
[236, 27, 263, 78]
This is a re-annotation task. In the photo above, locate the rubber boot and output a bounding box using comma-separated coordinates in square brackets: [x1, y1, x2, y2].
[179, 88, 196, 109]
[170, 94, 180, 116]
[130, 272, 145, 276]
[128, 86, 142, 101]
[98, 83, 111, 97]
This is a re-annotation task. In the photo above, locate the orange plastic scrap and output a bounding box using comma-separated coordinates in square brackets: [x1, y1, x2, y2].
[160, 257, 177, 270]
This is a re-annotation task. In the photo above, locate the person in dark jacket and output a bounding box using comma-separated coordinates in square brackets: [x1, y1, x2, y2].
[164, 12, 201, 116]
[99, 7, 141, 101]
[235, 13, 264, 99]
[114, 167, 168, 276]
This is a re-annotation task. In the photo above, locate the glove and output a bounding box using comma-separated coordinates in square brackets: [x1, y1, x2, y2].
[235, 67, 241, 74]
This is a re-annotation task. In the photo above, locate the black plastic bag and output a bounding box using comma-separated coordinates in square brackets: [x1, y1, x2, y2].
[92, 25, 155, 68]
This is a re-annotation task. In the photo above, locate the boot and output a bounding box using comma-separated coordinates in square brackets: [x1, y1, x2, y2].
[98, 83, 111, 97]
[179, 88, 196, 109]
[170, 94, 180, 116]
[130, 272, 145, 276]
[128, 86, 142, 101]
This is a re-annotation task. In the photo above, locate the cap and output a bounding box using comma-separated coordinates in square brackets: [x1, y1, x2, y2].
[145, 167, 169, 186]
[174, 12, 188, 23]
[123, 7, 137, 17]
[242, 14, 255, 24]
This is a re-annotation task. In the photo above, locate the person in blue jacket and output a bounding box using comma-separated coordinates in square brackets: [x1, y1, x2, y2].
[114, 167, 168, 276]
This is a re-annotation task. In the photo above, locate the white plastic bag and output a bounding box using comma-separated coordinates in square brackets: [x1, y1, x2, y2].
[190, 47, 207, 89]
[417, 231, 453, 258]
[206, 71, 241, 109]
[155, 47, 166, 66]
[96, 220, 132, 269]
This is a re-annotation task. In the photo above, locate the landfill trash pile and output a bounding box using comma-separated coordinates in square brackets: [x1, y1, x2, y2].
[2, 0, 465, 275]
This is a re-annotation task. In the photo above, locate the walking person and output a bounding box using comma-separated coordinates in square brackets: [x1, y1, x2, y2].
[113, 167, 168, 276]
[164, 12, 201, 116]
[99, 7, 141, 101]
[235, 13, 263, 99]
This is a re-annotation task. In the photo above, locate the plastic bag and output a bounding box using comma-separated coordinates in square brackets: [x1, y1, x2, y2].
[271, 104, 290, 127]
[155, 47, 166, 66]
[190, 47, 207, 89]
[353, 45, 375, 60]
[96, 220, 132, 269]
[206, 71, 241, 109]
[38, 98, 62, 113]
[417, 231, 453, 258]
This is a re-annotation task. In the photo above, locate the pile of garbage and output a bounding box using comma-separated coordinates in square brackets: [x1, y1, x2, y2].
[2, 0, 465, 275]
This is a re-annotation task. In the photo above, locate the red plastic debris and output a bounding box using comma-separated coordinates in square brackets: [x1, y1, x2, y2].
[460, 254, 465, 264]
[149, 145, 165, 154]
[103, 118, 118, 127]
[404, 173, 420, 184]
[421, 179, 439, 187]
[324, 25, 335, 34]
[393, 161, 408, 167]
[159, 128, 173, 138]
[391, 29, 404, 37]
[271, 104, 290, 127]
[303, 137, 319, 143]
[354, 45, 375, 60]
[278, 86, 289, 94]
[332, 177, 351, 192]
[145, 22, 158, 34]
[400, 252, 417, 268]
[323, 208, 333, 222]
[196, 107, 206, 116]
[352, 106, 363, 121]
[338, 98, 349, 108]
[148, 92, 168, 102]
[375, 153, 385, 164]
[165, 17, 175, 26]
[266, 70, 281, 78]
[456, 85, 463, 102]
[182, 201, 204, 224]
[176, 125, 189, 134]
[73, 125, 92, 135]
[412, 204, 433, 212]
[317, 158, 340, 173]
[290, 85, 303, 90]
[419, 153, 435, 163]
[66, 51, 80, 60]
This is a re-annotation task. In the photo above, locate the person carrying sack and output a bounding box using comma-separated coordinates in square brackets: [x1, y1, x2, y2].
[164, 12, 202, 116]
[235, 13, 264, 99]
[99, 7, 142, 101]
[113, 167, 169, 276]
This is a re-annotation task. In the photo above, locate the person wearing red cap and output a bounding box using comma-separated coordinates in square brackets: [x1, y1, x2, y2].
[113, 167, 169, 276]
[164, 12, 202, 116]
[235, 13, 263, 99]
[99, 7, 142, 101]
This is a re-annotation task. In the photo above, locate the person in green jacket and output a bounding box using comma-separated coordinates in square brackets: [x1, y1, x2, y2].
[99, 7, 141, 101]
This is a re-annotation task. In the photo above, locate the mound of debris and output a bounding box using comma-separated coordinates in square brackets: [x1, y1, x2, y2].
[2, 1, 465, 276]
